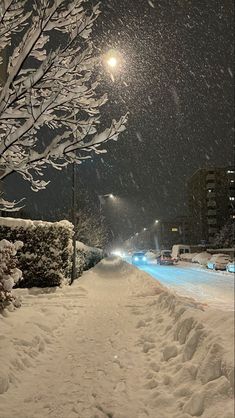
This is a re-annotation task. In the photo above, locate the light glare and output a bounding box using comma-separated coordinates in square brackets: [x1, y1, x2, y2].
[107, 56, 118, 68]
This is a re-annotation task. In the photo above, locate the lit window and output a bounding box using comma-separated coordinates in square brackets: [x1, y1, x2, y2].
[227, 170, 235, 174]
[230, 180, 234, 183]
[229, 197, 235, 201]
[171, 228, 178, 232]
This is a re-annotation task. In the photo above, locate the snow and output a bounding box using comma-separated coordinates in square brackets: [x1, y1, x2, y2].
[0, 217, 73, 230]
[0, 257, 234, 418]
[192, 252, 212, 265]
[136, 261, 234, 311]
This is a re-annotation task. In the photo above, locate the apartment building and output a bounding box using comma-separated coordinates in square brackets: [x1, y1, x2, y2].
[188, 167, 235, 244]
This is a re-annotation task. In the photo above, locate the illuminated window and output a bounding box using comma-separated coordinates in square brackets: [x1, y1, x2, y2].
[227, 170, 235, 174]
[171, 228, 178, 232]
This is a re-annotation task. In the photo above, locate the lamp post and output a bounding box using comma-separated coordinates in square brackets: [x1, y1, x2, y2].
[98, 193, 115, 211]
[71, 162, 77, 284]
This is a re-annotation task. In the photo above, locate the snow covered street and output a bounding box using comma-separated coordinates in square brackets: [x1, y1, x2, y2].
[0, 258, 234, 418]
[133, 261, 234, 311]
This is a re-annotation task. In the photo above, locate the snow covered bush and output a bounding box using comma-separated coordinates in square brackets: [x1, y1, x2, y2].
[0, 239, 23, 310]
[76, 241, 103, 277]
[0, 217, 73, 287]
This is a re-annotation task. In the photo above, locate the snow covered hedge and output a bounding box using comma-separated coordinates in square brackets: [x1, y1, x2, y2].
[76, 241, 103, 277]
[0, 218, 73, 288]
[0, 239, 23, 310]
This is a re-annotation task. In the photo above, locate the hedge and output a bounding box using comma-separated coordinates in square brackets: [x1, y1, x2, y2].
[0, 217, 73, 287]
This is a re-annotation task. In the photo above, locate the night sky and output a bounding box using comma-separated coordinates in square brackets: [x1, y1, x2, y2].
[6, 0, 234, 242]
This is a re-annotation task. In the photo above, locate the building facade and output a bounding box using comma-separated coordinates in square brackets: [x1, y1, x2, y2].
[153, 216, 190, 250]
[187, 167, 235, 244]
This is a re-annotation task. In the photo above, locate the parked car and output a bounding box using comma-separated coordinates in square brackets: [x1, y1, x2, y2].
[192, 252, 212, 265]
[157, 250, 174, 265]
[171, 244, 191, 261]
[132, 251, 147, 265]
[207, 254, 231, 271]
[226, 261, 235, 273]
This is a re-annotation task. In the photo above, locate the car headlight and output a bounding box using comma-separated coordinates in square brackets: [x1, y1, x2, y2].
[134, 257, 139, 261]
[143, 256, 147, 261]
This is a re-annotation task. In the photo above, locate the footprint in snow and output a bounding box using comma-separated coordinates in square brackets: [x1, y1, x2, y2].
[143, 342, 156, 353]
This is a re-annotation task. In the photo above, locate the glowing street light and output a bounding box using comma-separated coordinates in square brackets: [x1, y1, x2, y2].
[103, 49, 123, 78]
[143, 227, 147, 231]
[155, 220, 159, 224]
[107, 56, 118, 68]
[100, 193, 115, 198]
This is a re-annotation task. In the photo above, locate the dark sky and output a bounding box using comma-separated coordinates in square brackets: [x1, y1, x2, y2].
[6, 0, 234, 242]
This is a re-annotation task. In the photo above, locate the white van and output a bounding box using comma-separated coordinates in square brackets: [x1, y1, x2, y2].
[171, 245, 191, 261]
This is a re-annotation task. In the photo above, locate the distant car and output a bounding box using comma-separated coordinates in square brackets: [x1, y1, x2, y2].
[132, 251, 147, 265]
[226, 261, 235, 273]
[157, 250, 174, 265]
[207, 254, 231, 271]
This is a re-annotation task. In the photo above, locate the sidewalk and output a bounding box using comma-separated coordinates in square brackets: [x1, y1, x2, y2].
[0, 257, 234, 418]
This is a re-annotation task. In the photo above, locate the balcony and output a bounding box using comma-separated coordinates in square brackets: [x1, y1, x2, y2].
[206, 174, 215, 181]
[207, 218, 217, 225]
[206, 183, 215, 189]
[207, 209, 216, 216]
[207, 191, 216, 199]
[207, 200, 216, 208]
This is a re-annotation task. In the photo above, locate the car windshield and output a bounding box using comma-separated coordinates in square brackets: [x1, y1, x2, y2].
[133, 252, 145, 257]
[162, 251, 171, 257]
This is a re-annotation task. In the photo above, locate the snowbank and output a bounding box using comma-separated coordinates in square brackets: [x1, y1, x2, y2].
[145, 250, 157, 260]
[180, 252, 197, 262]
[192, 252, 212, 265]
[0, 257, 233, 418]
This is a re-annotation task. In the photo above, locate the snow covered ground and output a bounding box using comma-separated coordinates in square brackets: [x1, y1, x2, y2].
[0, 257, 234, 418]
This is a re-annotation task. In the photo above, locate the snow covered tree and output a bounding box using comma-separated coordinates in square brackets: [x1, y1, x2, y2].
[213, 221, 234, 249]
[0, 0, 127, 209]
[74, 210, 109, 248]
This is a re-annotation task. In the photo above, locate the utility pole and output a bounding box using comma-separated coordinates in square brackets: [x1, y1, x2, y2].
[71, 162, 77, 284]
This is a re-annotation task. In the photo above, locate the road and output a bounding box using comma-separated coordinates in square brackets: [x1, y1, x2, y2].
[127, 260, 234, 311]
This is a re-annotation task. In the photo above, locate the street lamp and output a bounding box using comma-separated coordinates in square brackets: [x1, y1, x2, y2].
[104, 49, 121, 70]
[107, 56, 118, 68]
[100, 193, 115, 198]
[155, 220, 159, 224]
[71, 162, 77, 284]
[98, 193, 116, 211]
[103, 49, 123, 81]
